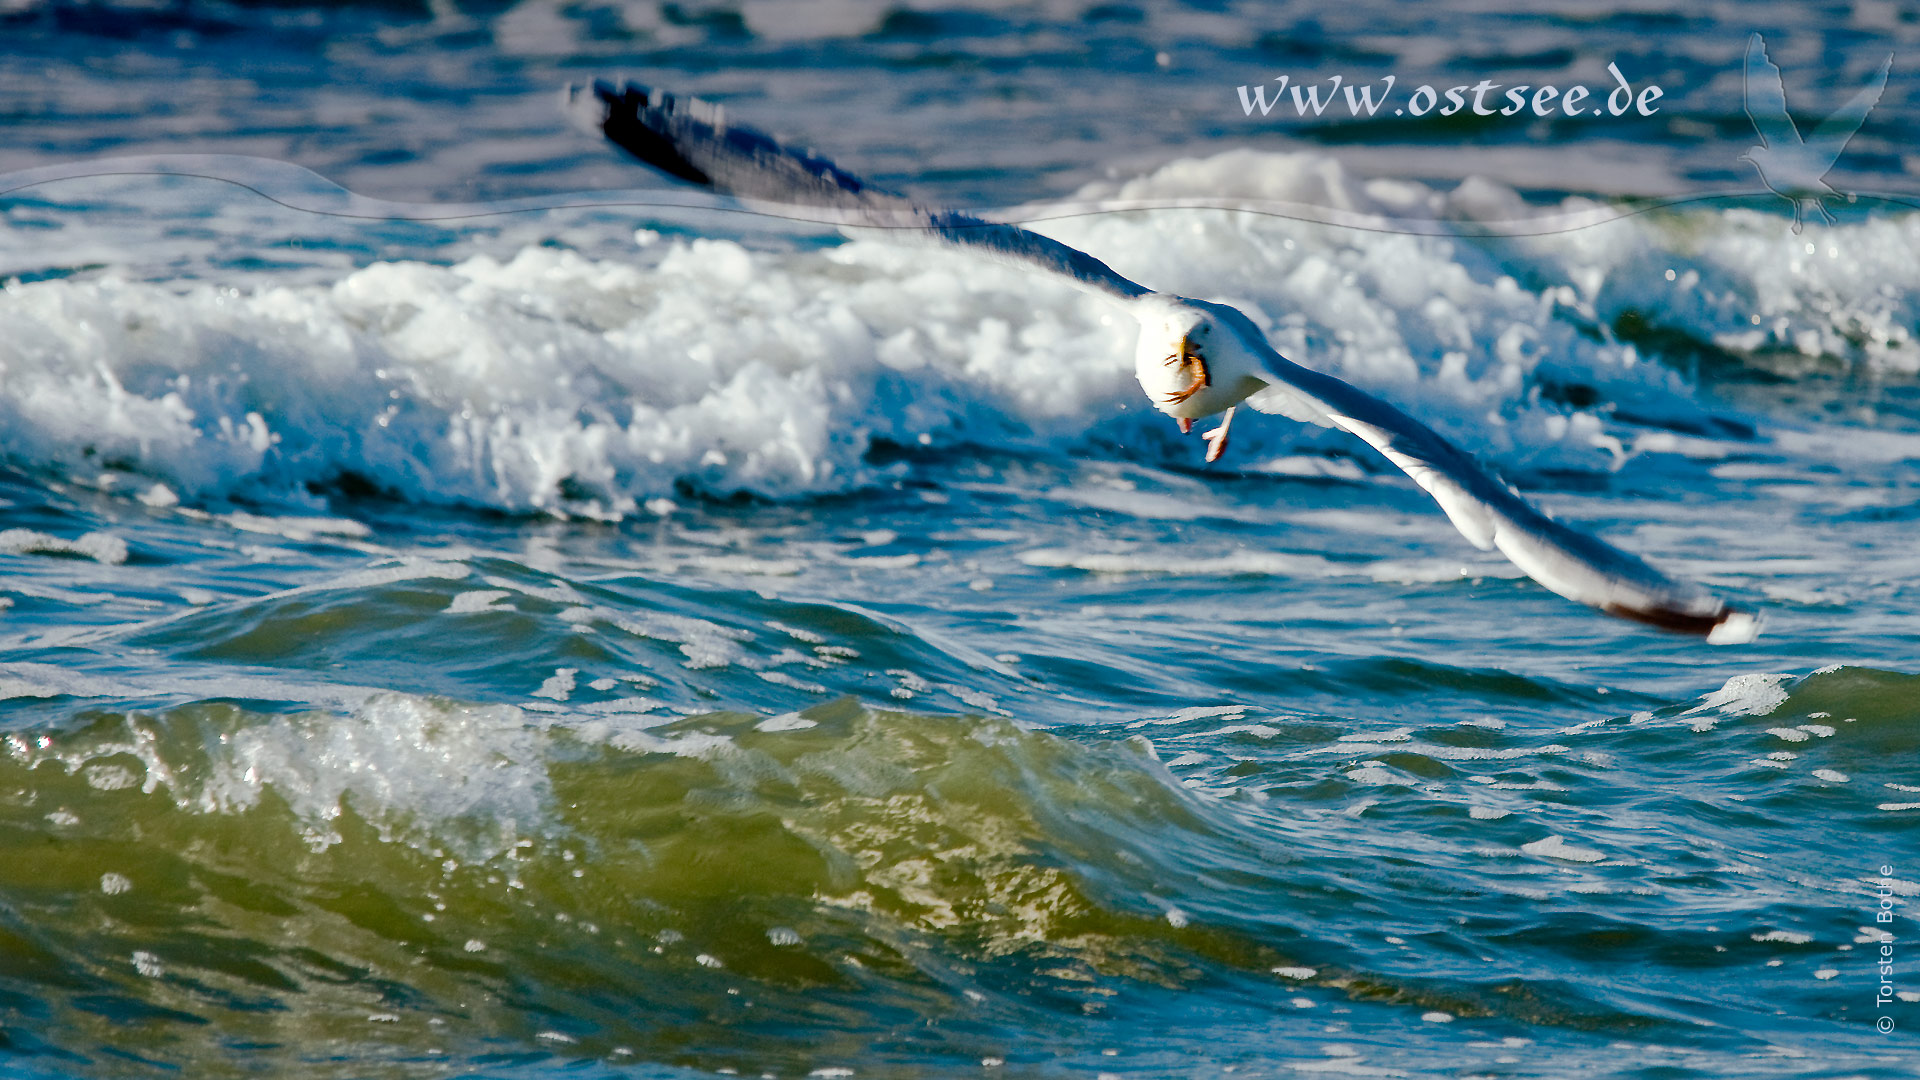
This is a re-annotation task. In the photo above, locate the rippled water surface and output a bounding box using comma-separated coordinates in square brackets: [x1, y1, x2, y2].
[3, 2, 1920, 1077]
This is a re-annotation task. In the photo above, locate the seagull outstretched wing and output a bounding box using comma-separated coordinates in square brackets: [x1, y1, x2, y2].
[568, 79, 1755, 641]
[1199, 301, 1752, 640]
[1806, 52, 1892, 169]
[569, 80, 1148, 301]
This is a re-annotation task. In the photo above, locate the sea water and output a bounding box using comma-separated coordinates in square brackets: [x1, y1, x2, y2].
[1, 2, 1918, 1077]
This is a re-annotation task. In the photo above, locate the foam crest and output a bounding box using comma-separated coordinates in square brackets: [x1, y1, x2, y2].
[4, 150, 1918, 515]
[203, 694, 549, 853]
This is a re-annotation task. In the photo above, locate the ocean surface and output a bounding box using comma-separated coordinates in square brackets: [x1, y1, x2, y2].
[3, 2, 1919, 1077]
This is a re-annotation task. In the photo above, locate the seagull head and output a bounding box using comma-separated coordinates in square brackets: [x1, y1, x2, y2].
[1132, 297, 1272, 420]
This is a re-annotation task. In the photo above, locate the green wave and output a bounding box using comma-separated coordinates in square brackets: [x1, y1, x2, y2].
[1, 695, 1318, 1076]
[6, 663, 1914, 1075]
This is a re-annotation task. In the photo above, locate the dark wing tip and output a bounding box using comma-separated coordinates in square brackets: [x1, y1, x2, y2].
[1602, 601, 1760, 644]
[566, 78, 714, 187]
[565, 78, 880, 207]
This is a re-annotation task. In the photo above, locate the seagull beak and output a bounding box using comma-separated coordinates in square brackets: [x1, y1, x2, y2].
[1187, 337, 1210, 387]
[1161, 336, 1211, 406]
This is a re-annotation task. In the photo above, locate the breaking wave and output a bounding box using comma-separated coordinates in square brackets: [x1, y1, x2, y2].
[3, 150, 1918, 518]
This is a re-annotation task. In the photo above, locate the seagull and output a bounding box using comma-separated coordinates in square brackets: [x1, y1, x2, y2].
[567, 80, 1756, 642]
[1741, 32, 1891, 233]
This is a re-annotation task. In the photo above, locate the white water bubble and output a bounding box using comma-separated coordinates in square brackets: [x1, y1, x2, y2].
[0, 529, 128, 565]
[532, 668, 577, 701]
[99, 873, 132, 895]
[445, 590, 511, 614]
[84, 764, 137, 791]
[1521, 835, 1605, 863]
[755, 712, 818, 732]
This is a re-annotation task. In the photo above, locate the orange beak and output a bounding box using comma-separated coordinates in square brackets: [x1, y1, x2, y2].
[1163, 336, 1210, 405]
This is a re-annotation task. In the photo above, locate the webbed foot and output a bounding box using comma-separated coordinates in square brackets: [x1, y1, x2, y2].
[1201, 406, 1236, 463]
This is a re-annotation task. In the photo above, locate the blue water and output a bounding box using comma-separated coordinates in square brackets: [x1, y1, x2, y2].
[2, 2, 1918, 1077]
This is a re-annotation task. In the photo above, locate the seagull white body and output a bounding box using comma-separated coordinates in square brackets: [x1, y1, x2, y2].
[568, 79, 1757, 641]
[1129, 295, 1270, 460]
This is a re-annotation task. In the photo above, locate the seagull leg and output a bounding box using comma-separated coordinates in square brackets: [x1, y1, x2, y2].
[1201, 407, 1236, 463]
[1177, 418, 1193, 434]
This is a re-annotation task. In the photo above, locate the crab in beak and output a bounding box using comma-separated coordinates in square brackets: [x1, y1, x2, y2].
[1162, 335, 1211, 411]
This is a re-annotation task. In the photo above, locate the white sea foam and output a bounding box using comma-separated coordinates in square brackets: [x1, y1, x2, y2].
[446, 589, 513, 614]
[6, 150, 1915, 516]
[1521, 835, 1606, 863]
[1686, 673, 1793, 720]
[203, 694, 549, 854]
[1020, 546, 1511, 584]
[0, 529, 128, 565]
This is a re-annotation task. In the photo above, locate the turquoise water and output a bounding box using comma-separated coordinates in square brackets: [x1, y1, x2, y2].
[3, 2, 1920, 1077]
